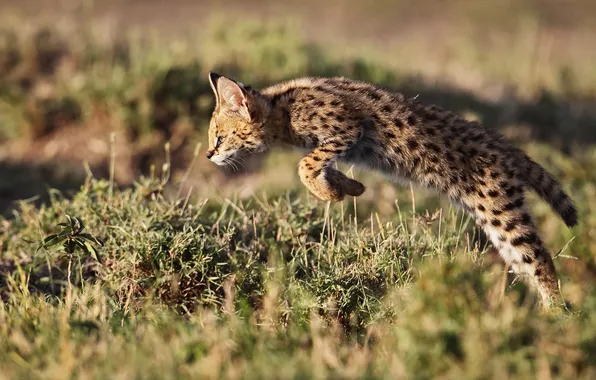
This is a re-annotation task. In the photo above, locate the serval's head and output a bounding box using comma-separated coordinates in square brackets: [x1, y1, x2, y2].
[205, 72, 272, 167]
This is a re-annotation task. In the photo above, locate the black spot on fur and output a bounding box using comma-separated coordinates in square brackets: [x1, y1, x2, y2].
[488, 190, 499, 197]
[270, 93, 282, 106]
[319, 147, 339, 154]
[521, 213, 531, 225]
[511, 232, 537, 247]
[425, 142, 441, 153]
[503, 198, 524, 211]
[533, 247, 544, 258]
[505, 187, 517, 197]
[522, 255, 533, 264]
[365, 90, 381, 101]
[407, 138, 419, 150]
[504, 221, 516, 232]
[491, 219, 502, 227]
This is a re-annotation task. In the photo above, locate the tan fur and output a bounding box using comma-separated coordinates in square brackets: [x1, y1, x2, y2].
[205, 72, 578, 307]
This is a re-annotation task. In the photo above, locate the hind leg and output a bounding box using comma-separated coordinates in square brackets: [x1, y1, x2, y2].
[468, 190, 560, 307]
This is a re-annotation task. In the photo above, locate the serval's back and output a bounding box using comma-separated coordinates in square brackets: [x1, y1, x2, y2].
[205, 72, 578, 307]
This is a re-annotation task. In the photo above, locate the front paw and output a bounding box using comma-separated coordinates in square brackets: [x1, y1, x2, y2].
[339, 175, 365, 197]
[325, 168, 365, 198]
[299, 163, 365, 202]
[309, 173, 345, 202]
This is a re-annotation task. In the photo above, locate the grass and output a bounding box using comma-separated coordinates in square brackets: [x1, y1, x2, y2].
[0, 7, 595, 379]
[0, 174, 595, 379]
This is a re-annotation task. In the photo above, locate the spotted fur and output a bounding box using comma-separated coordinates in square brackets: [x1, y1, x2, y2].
[205, 72, 578, 307]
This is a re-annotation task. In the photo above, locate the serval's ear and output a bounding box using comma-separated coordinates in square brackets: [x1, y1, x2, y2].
[215, 76, 252, 122]
[208, 72, 222, 101]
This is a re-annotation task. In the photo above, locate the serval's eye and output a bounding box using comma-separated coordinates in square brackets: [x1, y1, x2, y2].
[214, 136, 223, 148]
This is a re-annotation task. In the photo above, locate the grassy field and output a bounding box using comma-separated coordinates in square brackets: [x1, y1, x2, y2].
[1, 3, 596, 378]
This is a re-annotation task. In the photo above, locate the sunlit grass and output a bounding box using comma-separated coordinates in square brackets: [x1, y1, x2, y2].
[0, 169, 594, 379]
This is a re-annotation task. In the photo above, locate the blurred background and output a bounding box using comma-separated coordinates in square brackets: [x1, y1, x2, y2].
[0, 0, 595, 227]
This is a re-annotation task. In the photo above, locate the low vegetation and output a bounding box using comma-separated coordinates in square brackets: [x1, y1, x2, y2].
[0, 175, 594, 379]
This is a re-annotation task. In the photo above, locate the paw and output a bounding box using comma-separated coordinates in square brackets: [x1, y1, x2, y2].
[325, 168, 365, 198]
[298, 159, 365, 202]
[301, 169, 365, 202]
[309, 173, 345, 202]
[339, 176, 366, 197]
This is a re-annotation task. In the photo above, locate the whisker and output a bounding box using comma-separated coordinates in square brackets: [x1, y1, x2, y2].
[225, 158, 238, 172]
[227, 155, 246, 172]
[229, 158, 241, 172]
[231, 156, 247, 171]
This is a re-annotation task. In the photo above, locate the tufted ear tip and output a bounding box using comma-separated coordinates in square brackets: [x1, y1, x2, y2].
[209, 71, 222, 81]
[208, 72, 223, 92]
